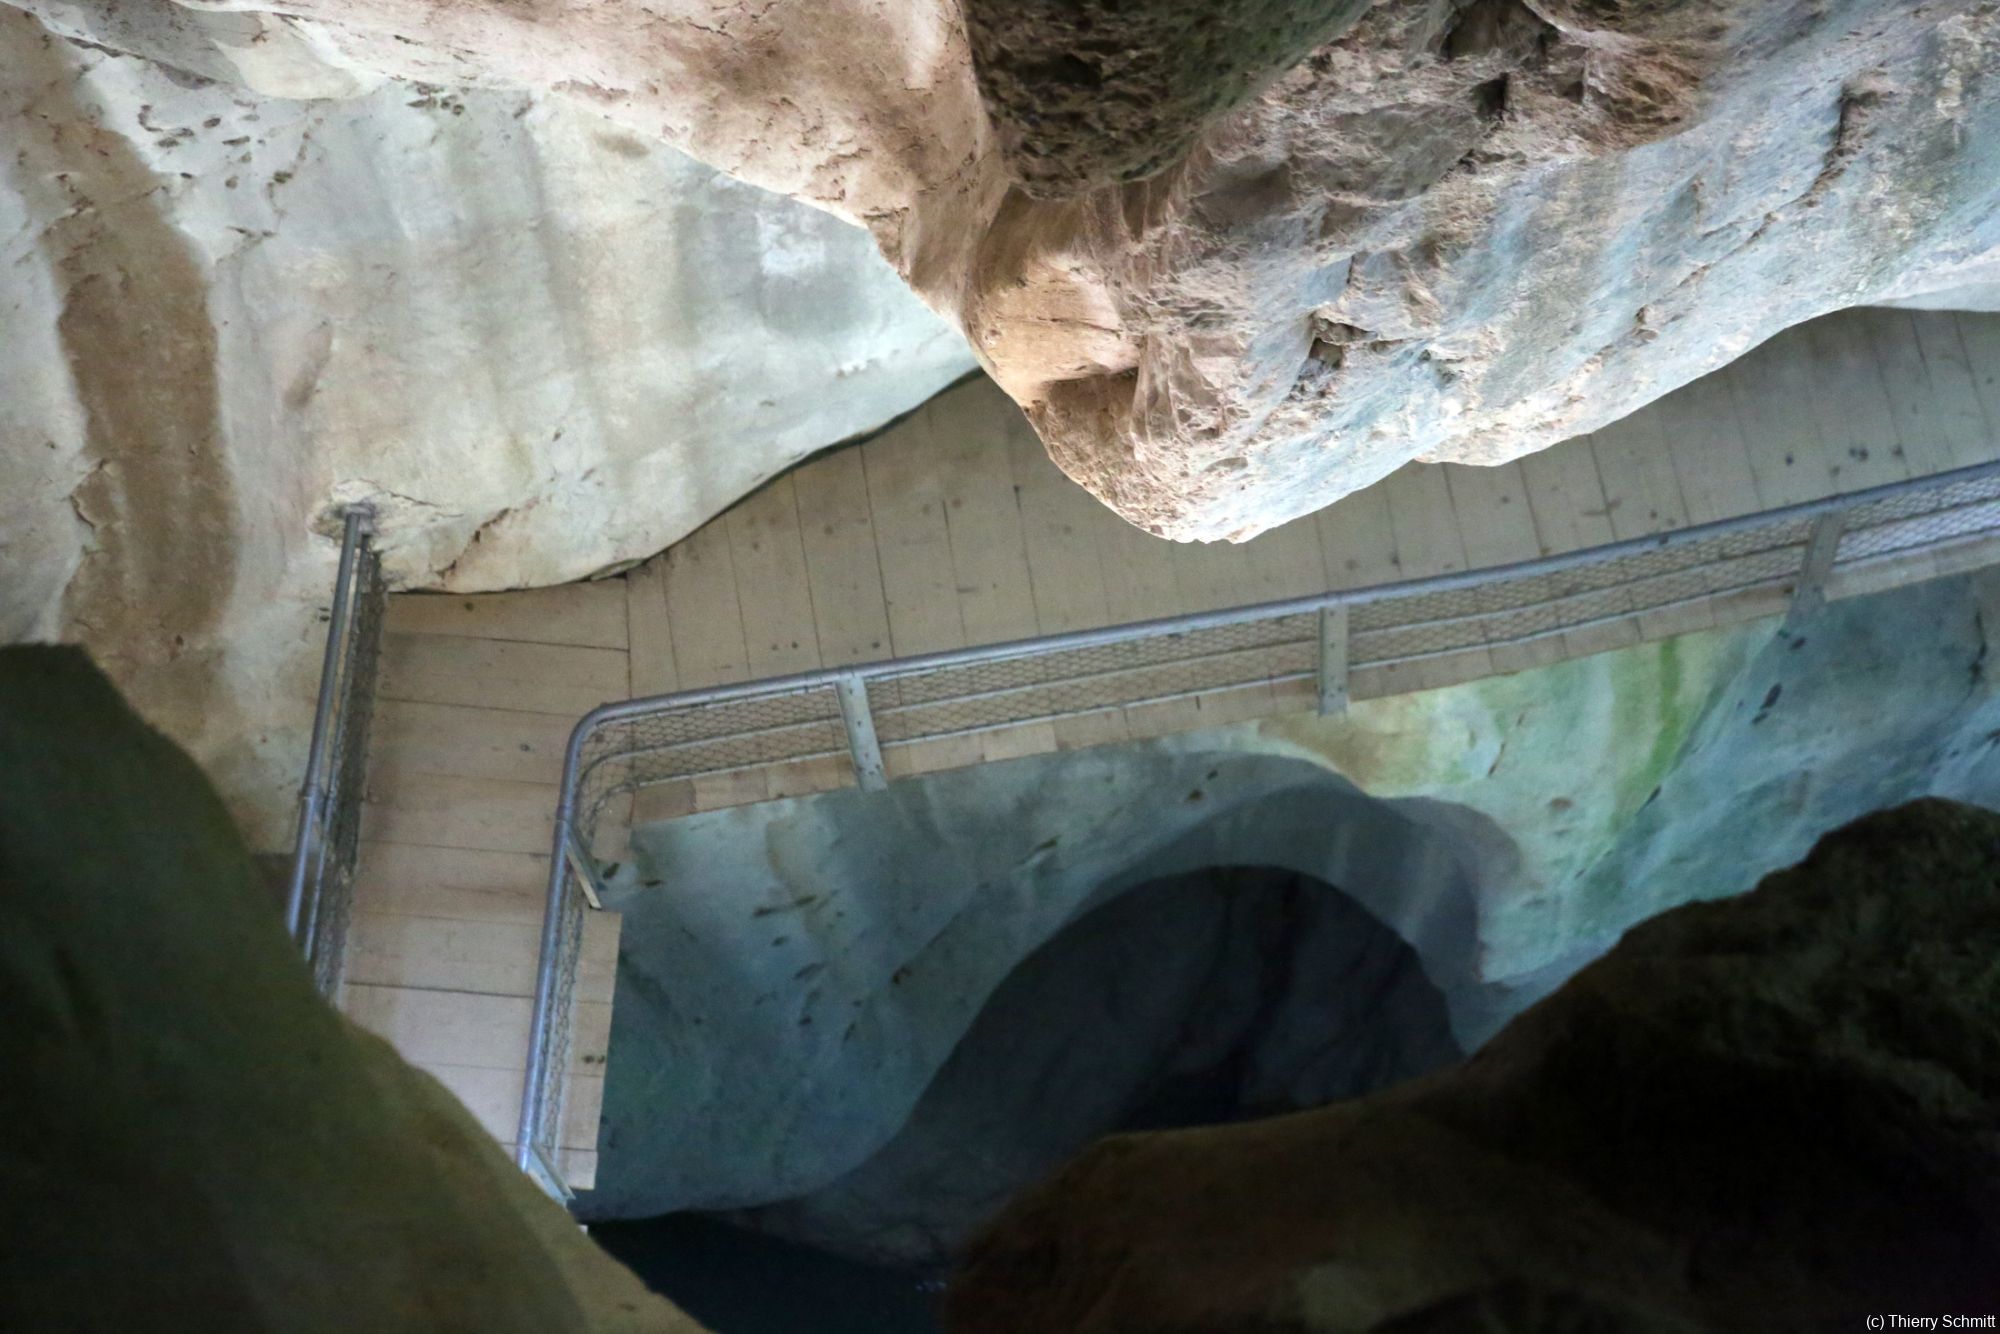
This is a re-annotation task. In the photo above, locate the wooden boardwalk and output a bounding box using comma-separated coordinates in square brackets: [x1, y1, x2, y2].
[341, 306, 2000, 1185]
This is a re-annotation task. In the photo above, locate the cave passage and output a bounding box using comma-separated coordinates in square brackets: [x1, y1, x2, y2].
[594, 864, 1460, 1332]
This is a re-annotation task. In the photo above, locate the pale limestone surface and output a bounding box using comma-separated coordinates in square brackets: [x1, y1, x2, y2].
[0, 8, 970, 843]
[12, 0, 2000, 541]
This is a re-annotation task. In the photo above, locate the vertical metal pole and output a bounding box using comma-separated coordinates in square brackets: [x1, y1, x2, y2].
[836, 674, 888, 791]
[1785, 511, 1845, 630]
[1317, 603, 1350, 716]
[518, 717, 591, 1199]
[285, 508, 370, 943]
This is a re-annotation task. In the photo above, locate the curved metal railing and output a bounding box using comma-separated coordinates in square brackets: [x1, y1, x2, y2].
[514, 458, 2000, 1198]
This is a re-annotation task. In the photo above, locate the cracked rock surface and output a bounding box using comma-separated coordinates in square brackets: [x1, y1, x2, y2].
[13, 0, 1999, 542]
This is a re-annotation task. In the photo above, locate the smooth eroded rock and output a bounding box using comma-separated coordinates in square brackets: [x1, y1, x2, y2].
[947, 797, 2000, 1332]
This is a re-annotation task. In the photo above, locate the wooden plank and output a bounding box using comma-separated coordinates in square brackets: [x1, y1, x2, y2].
[631, 780, 698, 828]
[689, 767, 773, 814]
[350, 868, 546, 930]
[1721, 327, 1838, 508]
[1520, 439, 1641, 657]
[1381, 463, 1489, 689]
[1650, 373, 1760, 525]
[346, 908, 618, 1003]
[386, 581, 628, 650]
[881, 733, 989, 781]
[1798, 311, 1911, 491]
[1590, 413, 1712, 640]
[1590, 413, 1690, 537]
[661, 517, 752, 688]
[1907, 310, 1998, 470]
[377, 633, 627, 718]
[427, 1064, 605, 1152]
[1444, 461, 1561, 673]
[726, 474, 823, 678]
[343, 985, 610, 1073]
[1953, 313, 2000, 433]
[762, 753, 856, 803]
[1050, 706, 1133, 753]
[351, 841, 549, 911]
[624, 557, 681, 698]
[1241, 511, 1330, 602]
[1092, 517, 1203, 733]
[930, 391, 1041, 646]
[1004, 407, 1113, 634]
[1094, 513, 1186, 624]
[1862, 309, 1965, 479]
[862, 414, 967, 656]
[1170, 531, 1259, 614]
[1317, 479, 1400, 588]
[361, 772, 558, 857]
[369, 699, 571, 789]
[793, 449, 894, 667]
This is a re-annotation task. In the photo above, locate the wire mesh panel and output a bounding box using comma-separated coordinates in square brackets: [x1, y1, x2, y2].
[866, 613, 1321, 745]
[1354, 517, 1817, 667]
[569, 683, 848, 853]
[522, 859, 590, 1194]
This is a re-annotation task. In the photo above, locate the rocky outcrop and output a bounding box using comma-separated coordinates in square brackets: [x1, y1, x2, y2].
[12, 0, 2000, 542]
[584, 565, 2000, 1233]
[946, 797, 2000, 1332]
[0, 645, 706, 1332]
[725, 868, 1460, 1267]
[0, 9, 970, 844]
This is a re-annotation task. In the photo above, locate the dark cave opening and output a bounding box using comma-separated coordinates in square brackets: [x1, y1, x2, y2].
[592, 865, 1461, 1333]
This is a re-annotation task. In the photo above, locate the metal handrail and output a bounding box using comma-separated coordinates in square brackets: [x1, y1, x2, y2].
[513, 457, 2000, 1198]
[286, 506, 384, 999]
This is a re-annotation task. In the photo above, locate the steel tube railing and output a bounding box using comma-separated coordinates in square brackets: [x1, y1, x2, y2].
[286, 508, 373, 946]
[511, 456, 2000, 1199]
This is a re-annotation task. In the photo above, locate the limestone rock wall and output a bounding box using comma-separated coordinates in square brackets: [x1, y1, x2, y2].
[584, 566, 2000, 1239]
[13, 0, 2000, 542]
[0, 8, 971, 844]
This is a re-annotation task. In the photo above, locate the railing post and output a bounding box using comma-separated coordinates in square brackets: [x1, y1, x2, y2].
[285, 506, 372, 944]
[835, 674, 888, 791]
[1317, 603, 1350, 716]
[1786, 511, 1846, 630]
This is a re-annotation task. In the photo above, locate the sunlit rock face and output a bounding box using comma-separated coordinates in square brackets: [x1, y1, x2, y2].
[15, 0, 2000, 540]
[583, 568, 2000, 1244]
[0, 8, 971, 843]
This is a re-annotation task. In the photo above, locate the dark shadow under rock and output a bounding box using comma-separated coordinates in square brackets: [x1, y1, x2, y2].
[947, 799, 2000, 1333]
[728, 867, 1461, 1267]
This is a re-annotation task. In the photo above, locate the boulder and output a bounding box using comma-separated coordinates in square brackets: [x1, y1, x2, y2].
[0, 644, 707, 1332]
[947, 797, 2000, 1332]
